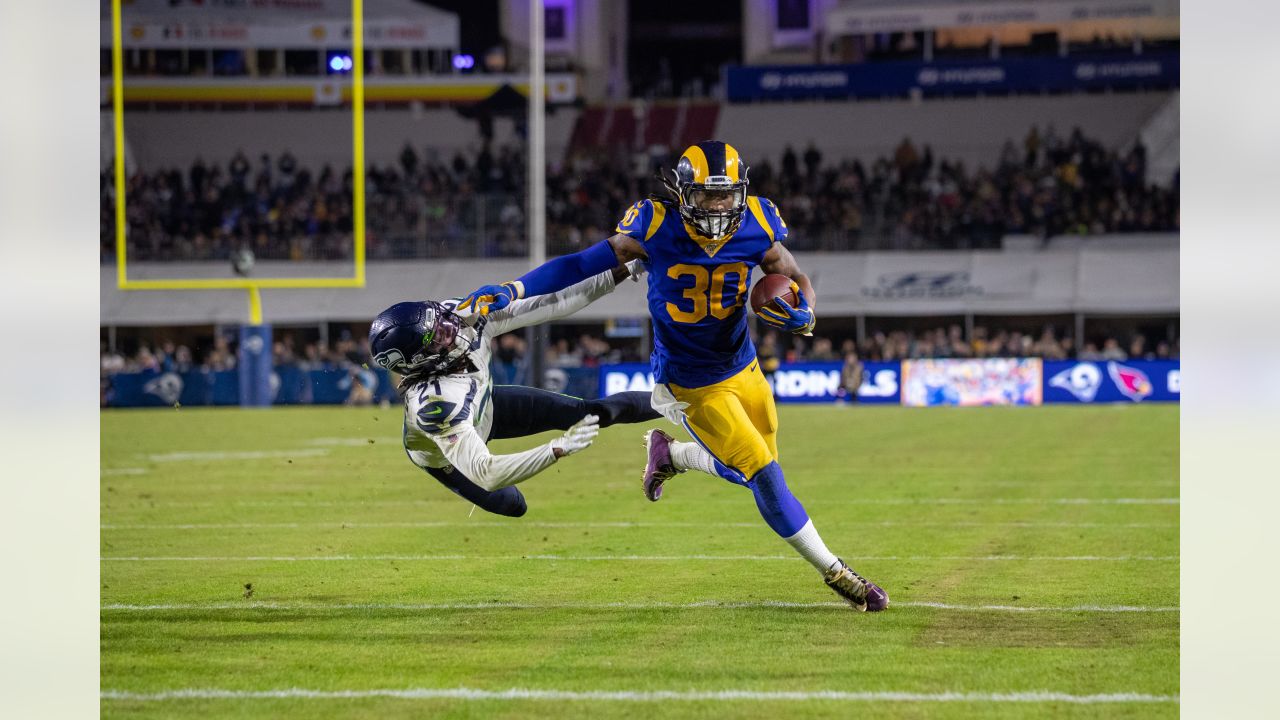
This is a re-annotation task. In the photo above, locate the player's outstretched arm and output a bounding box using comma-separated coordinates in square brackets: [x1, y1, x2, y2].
[483, 258, 643, 336]
[460, 235, 647, 316]
[433, 415, 601, 492]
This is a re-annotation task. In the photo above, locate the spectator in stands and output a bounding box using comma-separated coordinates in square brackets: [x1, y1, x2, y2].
[781, 145, 799, 181]
[229, 150, 251, 189]
[400, 142, 419, 178]
[1100, 338, 1128, 361]
[1024, 125, 1041, 168]
[803, 141, 823, 180]
[491, 334, 528, 385]
[1129, 335, 1148, 360]
[894, 137, 920, 177]
[837, 350, 864, 405]
[101, 343, 126, 377]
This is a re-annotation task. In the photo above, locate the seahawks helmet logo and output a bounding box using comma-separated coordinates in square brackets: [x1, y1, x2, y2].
[373, 348, 407, 371]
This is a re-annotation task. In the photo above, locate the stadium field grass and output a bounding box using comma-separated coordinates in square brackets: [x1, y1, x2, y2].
[101, 403, 1179, 718]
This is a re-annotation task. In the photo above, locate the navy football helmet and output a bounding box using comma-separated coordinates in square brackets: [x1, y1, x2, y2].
[368, 301, 479, 379]
[663, 140, 749, 239]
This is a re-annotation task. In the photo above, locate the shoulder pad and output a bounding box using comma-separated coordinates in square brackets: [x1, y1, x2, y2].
[747, 195, 789, 243]
[615, 198, 668, 242]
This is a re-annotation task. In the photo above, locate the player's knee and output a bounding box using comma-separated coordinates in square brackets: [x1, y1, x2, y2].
[748, 462, 808, 537]
[483, 487, 527, 517]
[736, 447, 776, 480]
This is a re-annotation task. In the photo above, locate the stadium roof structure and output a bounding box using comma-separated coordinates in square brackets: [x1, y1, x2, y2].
[101, 0, 459, 50]
[825, 0, 1179, 34]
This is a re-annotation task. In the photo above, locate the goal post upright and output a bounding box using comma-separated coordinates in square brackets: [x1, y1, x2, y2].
[110, 0, 367, 406]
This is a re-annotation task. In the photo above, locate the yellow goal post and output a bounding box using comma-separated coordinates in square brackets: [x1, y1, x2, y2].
[109, 0, 368, 324]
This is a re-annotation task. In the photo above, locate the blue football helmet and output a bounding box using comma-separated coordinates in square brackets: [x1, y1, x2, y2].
[368, 301, 479, 378]
[663, 140, 750, 239]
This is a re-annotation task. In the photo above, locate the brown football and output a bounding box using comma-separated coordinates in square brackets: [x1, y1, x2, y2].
[749, 273, 799, 315]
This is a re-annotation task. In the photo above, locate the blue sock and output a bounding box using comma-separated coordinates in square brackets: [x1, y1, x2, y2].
[747, 461, 810, 537]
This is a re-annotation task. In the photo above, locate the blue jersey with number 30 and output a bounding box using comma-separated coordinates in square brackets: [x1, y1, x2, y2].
[615, 195, 789, 389]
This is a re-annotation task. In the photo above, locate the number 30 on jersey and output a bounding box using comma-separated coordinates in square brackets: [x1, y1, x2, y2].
[666, 262, 749, 323]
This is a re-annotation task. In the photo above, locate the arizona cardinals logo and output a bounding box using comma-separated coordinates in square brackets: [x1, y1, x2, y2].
[1107, 362, 1153, 402]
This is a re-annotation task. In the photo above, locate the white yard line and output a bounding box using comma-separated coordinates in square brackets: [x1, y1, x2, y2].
[102, 468, 149, 476]
[145, 449, 329, 463]
[103, 497, 1180, 508]
[838, 498, 1180, 505]
[99, 687, 1178, 704]
[100, 520, 1177, 530]
[100, 600, 1180, 614]
[100, 554, 1178, 562]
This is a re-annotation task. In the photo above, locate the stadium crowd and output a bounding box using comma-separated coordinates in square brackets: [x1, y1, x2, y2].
[100, 331, 373, 376]
[100, 323, 1177, 379]
[101, 125, 1177, 261]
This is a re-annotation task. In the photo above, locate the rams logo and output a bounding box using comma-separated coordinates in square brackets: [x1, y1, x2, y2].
[1049, 363, 1103, 402]
[143, 372, 184, 405]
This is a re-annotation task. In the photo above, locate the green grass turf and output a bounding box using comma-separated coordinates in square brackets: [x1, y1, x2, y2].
[101, 404, 1179, 719]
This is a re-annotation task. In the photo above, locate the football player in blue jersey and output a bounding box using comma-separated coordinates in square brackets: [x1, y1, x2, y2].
[461, 141, 888, 611]
[371, 263, 659, 519]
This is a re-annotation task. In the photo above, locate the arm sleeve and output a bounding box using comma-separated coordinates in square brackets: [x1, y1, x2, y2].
[432, 424, 558, 492]
[509, 239, 618, 300]
[486, 268, 619, 336]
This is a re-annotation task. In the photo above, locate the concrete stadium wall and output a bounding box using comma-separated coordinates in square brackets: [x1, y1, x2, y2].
[102, 242, 1178, 327]
[113, 107, 582, 172]
[715, 93, 1172, 169]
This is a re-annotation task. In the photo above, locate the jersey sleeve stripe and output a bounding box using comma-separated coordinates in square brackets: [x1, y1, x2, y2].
[746, 196, 775, 243]
[474, 382, 492, 426]
[644, 201, 667, 241]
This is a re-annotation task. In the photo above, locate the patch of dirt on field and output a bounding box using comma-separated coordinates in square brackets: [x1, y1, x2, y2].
[915, 611, 1175, 649]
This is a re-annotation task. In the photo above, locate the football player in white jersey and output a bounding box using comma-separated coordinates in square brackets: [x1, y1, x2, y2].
[369, 264, 659, 517]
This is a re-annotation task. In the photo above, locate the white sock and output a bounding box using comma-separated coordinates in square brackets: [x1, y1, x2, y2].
[784, 520, 841, 574]
[669, 440, 718, 476]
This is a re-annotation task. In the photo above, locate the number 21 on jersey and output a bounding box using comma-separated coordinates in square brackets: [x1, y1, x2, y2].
[666, 263, 749, 323]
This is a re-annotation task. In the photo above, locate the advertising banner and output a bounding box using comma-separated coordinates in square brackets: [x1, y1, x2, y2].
[1042, 360, 1179, 403]
[105, 366, 396, 408]
[824, 0, 1179, 35]
[726, 51, 1178, 102]
[901, 358, 1043, 406]
[597, 361, 901, 404]
[105, 359, 1180, 408]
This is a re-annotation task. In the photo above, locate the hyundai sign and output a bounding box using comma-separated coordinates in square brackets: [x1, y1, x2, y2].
[727, 51, 1178, 102]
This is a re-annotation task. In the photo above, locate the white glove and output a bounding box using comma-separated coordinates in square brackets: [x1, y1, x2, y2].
[549, 414, 599, 458]
[626, 259, 647, 282]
